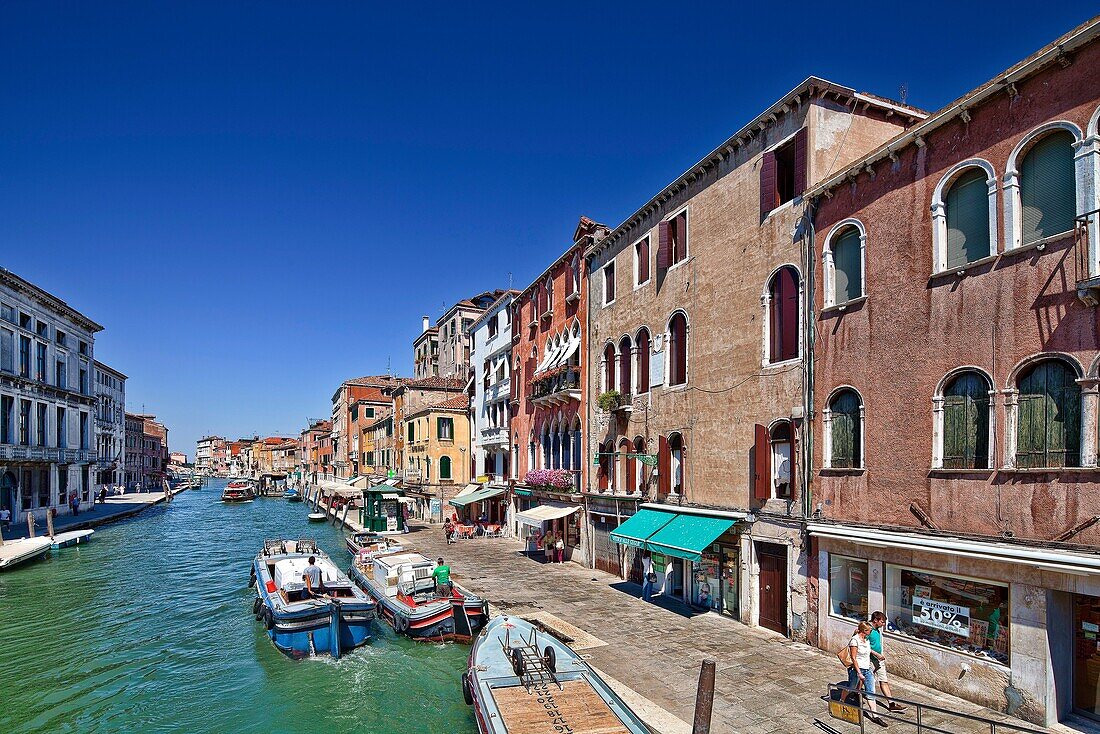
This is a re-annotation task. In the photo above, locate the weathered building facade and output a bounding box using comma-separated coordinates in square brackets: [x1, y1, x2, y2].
[470, 290, 518, 485]
[93, 359, 126, 490]
[805, 20, 1100, 727]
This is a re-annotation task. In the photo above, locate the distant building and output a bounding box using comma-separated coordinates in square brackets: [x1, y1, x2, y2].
[402, 393, 472, 521]
[330, 375, 405, 479]
[169, 451, 187, 466]
[298, 420, 331, 484]
[93, 360, 126, 490]
[413, 291, 507, 380]
[0, 267, 102, 519]
[469, 290, 519, 484]
[195, 435, 226, 475]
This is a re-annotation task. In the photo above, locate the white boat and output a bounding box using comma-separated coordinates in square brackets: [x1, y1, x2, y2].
[50, 529, 94, 549]
[0, 537, 52, 570]
[307, 512, 326, 523]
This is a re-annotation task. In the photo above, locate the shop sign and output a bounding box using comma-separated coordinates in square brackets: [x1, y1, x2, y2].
[429, 498, 440, 518]
[912, 596, 969, 637]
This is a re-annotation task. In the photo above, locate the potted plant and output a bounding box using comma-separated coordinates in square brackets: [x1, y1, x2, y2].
[597, 390, 622, 412]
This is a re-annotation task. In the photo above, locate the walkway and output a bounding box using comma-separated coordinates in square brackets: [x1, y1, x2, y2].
[403, 521, 1068, 734]
[2, 490, 179, 541]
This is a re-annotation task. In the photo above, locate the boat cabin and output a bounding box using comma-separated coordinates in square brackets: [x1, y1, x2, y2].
[371, 552, 439, 601]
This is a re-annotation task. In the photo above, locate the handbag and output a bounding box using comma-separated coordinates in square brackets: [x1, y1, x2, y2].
[837, 643, 853, 669]
[646, 572, 658, 584]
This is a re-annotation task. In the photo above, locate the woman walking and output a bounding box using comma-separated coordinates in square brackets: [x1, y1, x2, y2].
[846, 621, 888, 727]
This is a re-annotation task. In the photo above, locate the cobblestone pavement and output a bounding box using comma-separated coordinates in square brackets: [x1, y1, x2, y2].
[403, 521, 1062, 734]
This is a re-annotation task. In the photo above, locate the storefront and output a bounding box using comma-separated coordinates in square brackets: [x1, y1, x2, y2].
[448, 485, 506, 525]
[587, 495, 645, 580]
[691, 543, 739, 617]
[809, 521, 1100, 728]
[515, 502, 582, 560]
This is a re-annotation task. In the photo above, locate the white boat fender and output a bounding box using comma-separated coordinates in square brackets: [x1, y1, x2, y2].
[461, 672, 473, 706]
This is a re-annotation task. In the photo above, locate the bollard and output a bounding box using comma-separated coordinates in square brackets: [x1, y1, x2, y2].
[46, 508, 55, 538]
[27, 511, 35, 538]
[691, 658, 716, 734]
[340, 504, 350, 529]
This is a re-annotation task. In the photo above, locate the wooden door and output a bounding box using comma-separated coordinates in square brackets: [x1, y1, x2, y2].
[757, 544, 788, 635]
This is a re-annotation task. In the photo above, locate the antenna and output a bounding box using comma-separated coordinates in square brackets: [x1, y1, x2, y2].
[508, 271, 513, 290]
[899, 83, 909, 106]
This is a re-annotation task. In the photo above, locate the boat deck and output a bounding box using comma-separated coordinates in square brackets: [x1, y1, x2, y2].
[0, 537, 52, 569]
[490, 679, 631, 734]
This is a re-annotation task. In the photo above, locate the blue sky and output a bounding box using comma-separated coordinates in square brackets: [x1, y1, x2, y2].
[1, 2, 1094, 457]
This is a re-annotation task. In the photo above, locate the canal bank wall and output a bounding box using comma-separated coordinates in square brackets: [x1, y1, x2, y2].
[3, 488, 185, 541]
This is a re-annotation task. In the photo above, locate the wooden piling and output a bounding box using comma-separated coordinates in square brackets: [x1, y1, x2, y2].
[691, 658, 716, 734]
[26, 511, 35, 538]
[340, 504, 350, 529]
[46, 509, 55, 538]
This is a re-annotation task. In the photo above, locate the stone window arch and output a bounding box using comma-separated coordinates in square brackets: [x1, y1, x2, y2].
[618, 334, 633, 397]
[635, 327, 651, 394]
[932, 159, 998, 272]
[823, 387, 864, 469]
[932, 367, 995, 469]
[822, 219, 866, 307]
[1004, 121, 1085, 250]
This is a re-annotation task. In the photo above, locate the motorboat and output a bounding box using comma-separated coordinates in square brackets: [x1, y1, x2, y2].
[462, 615, 652, 733]
[345, 531, 404, 559]
[348, 551, 488, 642]
[250, 538, 375, 659]
[222, 481, 255, 502]
[50, 529, 94, 549]
[284, 488, 302, 502]
[307, 512, 326, 522]
[0, 537, 52, 571]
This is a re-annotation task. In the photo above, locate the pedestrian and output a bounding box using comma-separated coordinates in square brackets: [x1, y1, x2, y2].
[0, 506, 10, 530]
[432, 557, 452, 596]
[444, 518, 455, 545]
[543, 529, 555, 563]
[641, 551, 655, 602]
[555, 535, 564, 563]
[841, 621, 887, 727]
[869, 611, 907, 713]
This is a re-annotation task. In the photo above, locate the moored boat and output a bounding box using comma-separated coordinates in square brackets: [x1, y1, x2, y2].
[348, 551, 488, 642]
[50, 529, 94, 549]
[284, 488, 301, 502]
[345, 531, 404, 559]
[222, 481, 255, 502]
[250, 538, 375, 659]
[0, 537, 52, 571]
[462, 615, 652, 734]
[307, 512, 326, 522]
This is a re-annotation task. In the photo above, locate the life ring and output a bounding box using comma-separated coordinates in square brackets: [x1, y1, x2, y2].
[395, 614, 409, 633]
[263, 608, 275, 631]
[510, 647, 525, 677]
[252, 597, 263, 618]
[542, 645, 556, 673]
[461, 672, 474, 706]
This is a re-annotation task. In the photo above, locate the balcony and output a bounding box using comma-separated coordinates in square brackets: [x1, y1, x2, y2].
[484, 377, 510, 402]
[480, 426, 508, 447]
[1075, 209, 1100, 305]
[530, 366, 581, 407]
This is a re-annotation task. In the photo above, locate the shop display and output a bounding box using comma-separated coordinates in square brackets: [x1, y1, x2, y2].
[828, 555, 868, 621]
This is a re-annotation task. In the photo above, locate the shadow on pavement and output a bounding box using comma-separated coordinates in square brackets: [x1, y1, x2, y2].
[608, 581, 707, 618]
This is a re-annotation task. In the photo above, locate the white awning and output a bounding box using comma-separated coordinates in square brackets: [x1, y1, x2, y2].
[516, 502, 581, 527]
[453, 482, 483, 499]
[556, 333, 580, 368]
[807, 522, 1100, 576]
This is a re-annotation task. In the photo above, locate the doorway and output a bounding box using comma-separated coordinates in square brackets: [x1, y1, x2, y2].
[1074, 593, 1100, 722]
[0, 471, 15, 514]
[757, 542, 788, 635]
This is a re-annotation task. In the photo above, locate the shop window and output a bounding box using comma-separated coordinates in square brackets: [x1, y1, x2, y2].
[885, 566, 1009, 665]
[1016, 358, 1081, 468]
[828, 555, 868, 621]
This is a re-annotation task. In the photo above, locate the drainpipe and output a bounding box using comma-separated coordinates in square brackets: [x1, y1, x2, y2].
[801, 198, 817, 522]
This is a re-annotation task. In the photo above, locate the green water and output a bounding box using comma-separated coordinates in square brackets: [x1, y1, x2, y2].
[0, 480, 478, 734]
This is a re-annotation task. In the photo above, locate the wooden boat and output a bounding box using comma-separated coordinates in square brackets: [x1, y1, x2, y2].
[0, 537, 52, 571]
[348, 551, 488, 642]
[462, 615, 652, 734]
[284, 488, 302, 502]
[250, 538, 375, 659]
[345, 531, 404, 558]
[50, 529, 94, 549]
[222, 481, 255, 502]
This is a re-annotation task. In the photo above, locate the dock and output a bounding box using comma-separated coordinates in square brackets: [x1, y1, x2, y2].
[0, 537, 52, 570]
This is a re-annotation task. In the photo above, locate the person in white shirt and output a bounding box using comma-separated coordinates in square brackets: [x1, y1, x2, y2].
[641, 552, 655, 602]
[846, 621, 887, 727]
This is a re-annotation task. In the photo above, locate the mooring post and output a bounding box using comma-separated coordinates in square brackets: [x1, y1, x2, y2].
[46, 509, 55, 538]
[340, 503, 350, 529]
[691, 658, 716, 734]
[27, 510, 35, 538]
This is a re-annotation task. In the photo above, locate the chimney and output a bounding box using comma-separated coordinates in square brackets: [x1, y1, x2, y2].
[422, 316, 430, 332]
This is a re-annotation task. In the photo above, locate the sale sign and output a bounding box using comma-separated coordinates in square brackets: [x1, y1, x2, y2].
[913, 596, 970, 637]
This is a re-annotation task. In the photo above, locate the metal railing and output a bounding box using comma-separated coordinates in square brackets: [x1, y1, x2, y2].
[1075, 208, 1099, 285]
[825, 684, 1047, 734]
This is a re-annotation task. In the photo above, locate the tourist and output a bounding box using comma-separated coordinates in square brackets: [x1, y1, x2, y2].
[641, 551, 655, 602]
[843, 621, 887, 727]
[444, 518, 455, 544]
[555, 534, 564, 563]
[543, 529, 555, 563]
[302, 556, 324, 597]
[0, 507, 10, 530]
[870, 611, 907, 713]
[432, 557, 452, 596]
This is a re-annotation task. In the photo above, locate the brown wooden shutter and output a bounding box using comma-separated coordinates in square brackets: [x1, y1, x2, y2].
[760, 151, 777, 218]
[792, 128, 808, 196]
[779, 268, 799, 361]
[657, 221, 671, 271]
[753, 423, 771, 501]
[658, 434, 670, 497]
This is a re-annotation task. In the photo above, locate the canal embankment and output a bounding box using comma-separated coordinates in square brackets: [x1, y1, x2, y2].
[2, 488, 185, 541]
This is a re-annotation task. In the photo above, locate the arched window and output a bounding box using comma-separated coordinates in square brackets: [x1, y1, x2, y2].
[766, 266, 800, 363]
[618, 336, 633, 396]
[439, 455, 452, 480]
[770, 421, 793, 499]
[827, 388, 863, 469]
[598, 440, 610, 491]
[944, 167, 993, 268]
[632, 436, 646, 493]
[618, 438, 633, 494]
[668, 313, 688, 386]
[668, 433, 685, 494]
[603, 342, 617, 393]
[545, 277, 554, 314]
[1016, 359, 1081, 468]
[569, 254, 580, 297]
[941, 371, 992, 469]
[636, 328, 651, 393]
[1019, 130, 1077, 246]
[830, 225, 863, 304]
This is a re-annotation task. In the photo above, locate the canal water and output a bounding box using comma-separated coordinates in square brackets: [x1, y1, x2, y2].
[0, 480, 477, 734]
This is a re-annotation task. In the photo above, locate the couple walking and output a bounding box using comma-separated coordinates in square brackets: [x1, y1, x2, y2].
[842, 611, 906, 728]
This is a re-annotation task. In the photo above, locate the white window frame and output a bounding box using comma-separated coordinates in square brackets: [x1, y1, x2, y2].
[821, 385, 865, 470]
[826, 553, 869, 621]
[821, 219, 867, 308]
[1085, 105, 1100, 278]
[634, 326, 651, 396]
[768, 418, 793, 499]
[931, 367, 996, 470]
[667, 206, 690, 270]
[931, 159, 999, 273]
[760, 263, 803, 368]
[1003, 120, 1087, 252]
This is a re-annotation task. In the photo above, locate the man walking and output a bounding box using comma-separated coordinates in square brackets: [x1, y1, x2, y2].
[869, 611, 907, 713]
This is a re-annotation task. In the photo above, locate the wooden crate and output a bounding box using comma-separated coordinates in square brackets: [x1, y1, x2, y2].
[491, 679, 631, 734]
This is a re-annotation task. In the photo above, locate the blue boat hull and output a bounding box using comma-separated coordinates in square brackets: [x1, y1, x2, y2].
[267, 616, 372, 657]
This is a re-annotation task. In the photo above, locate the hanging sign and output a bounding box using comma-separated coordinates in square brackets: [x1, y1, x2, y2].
[912, 596, 970, 637]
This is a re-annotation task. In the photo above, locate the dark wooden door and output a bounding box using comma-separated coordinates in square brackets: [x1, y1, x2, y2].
[757, 543, 788, 635]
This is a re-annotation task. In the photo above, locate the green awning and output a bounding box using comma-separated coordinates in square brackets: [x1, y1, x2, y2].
[645, 514, 735, 561]
[448, 486, 505, 508]
[513, 488, 532, 497]
[610, 508, 677, 550]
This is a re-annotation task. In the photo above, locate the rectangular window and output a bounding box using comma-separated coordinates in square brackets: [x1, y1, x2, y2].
[885, 565, 1009, 665]
[603, 262, 616, 305]
[0, 328, 12, 372]
[407, 422, 415, 441]
[0, 395, 11, 443]
[35, 342, 47, 382]
[488, 315, 498, 338]
[365, 407, 374, 419]
[19, 335, 30, 377]
[0, 303, 13, 324]
[829, 555, 868, 621]
[350, 405, 358, 422]
[438, 417, 454, 440]
[78, 341, 88, 356]
[79, 367, 88, 395]
[635, 236, 650, 285]
[55, 330, 66, 346]
[57, 407, 66, 448]
[19, 312, 31, 329]
[56, 360, 66, 388]
[669, 211, 688, 264]
[760, 128, 807, 216]
[36, 403, 46, 446]
[36, 320, 48, 338]
[18, 399, 30, 445]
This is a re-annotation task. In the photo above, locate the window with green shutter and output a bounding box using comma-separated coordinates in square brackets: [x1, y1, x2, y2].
[407, 421, 415, 441]
[1016, 359, 1080, 468]
[829, 389, 862, 468]
[1020, 130, 1076, 246]
[942, 371, 991, 469]
[439, 455, 452, 479]
[832, 226, 863, 304]
[438, 417, 454, 440]
[946, 168, 991, 268]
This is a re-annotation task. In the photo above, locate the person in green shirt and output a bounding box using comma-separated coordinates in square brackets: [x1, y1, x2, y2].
[432, 557, 452, 596]
[869, 611, 906, 713]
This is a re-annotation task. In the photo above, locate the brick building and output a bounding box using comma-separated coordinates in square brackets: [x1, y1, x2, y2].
[804, 19, 1100, 727]
[298, 420, 331, 484]
[330, 375, 405, 479]
[586, 78, 921, 636]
